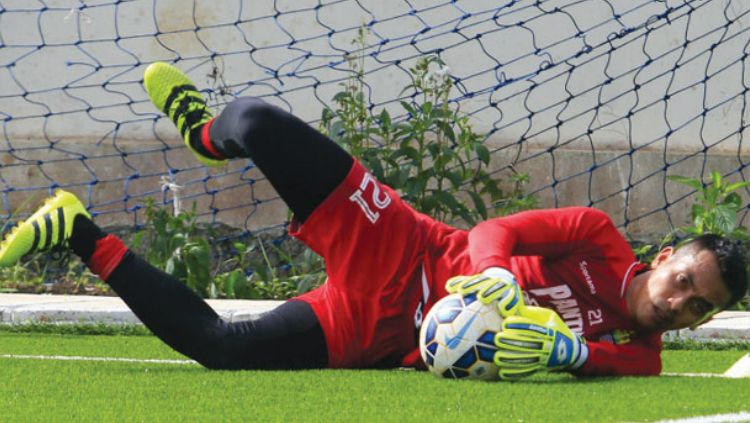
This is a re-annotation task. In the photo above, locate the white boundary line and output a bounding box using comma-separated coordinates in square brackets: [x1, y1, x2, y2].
[0, 354, 197, 365]
[0, 355, 741, 375]
[661, 372, 726, 378]
[652, 411, 750, 423]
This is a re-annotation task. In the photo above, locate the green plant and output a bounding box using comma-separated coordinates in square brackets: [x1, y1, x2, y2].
[215, 237, 326, 300]
[272, 243, 326, 295]
[320, 29, 536, 225]
[669, 171, 750, 241]
[0, 258, 46, 292]
[133, 199, 215, 297]
[637, 171, 750, 310]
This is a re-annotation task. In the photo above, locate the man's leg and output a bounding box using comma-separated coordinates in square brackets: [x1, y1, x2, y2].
[0, 190, 328, 370]
[70, 215, 328, 370]
[207, 97, 353, 222]
[144, 62, 353, 223]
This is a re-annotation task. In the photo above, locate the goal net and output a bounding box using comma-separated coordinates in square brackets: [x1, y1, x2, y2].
[2, 0, 749, 241]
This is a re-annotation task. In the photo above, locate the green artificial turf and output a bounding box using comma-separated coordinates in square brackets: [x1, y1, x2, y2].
[0, 333, 748, 422]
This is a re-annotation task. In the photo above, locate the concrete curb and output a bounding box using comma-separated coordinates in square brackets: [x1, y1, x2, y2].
[0, 294, 283, 325]
[0, 293, 748, 342]
[667, 311, 750, 342]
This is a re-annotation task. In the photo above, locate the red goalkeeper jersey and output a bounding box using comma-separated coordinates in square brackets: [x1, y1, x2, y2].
[294, 162, 660, 375]
[423, 207, 661, 376]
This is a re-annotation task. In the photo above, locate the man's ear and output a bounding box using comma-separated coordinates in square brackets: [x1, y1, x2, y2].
[651, 246, 674, 268]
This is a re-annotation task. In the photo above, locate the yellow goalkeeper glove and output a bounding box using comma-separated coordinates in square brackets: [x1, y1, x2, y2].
[445, 268, 524, 317]
[494, 306, 588, 380]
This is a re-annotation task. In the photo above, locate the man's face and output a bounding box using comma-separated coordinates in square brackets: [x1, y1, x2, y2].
[628, 246, 731, 332]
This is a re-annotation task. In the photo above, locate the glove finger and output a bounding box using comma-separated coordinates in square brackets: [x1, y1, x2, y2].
[499, 366, 539, 381]
[495, 331, 545, 353]
[502, 318, 550, 337]
[477, 280, 509, 303]
[494, 350, 542, 367]
[493, 284, 523, 316]
[445, 275, 467, 293]
[456, 275, 490, 294]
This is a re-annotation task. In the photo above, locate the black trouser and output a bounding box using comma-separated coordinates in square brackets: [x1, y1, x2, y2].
[103, 98, 353, 369]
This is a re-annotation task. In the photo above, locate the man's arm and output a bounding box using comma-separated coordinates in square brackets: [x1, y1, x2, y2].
[467, 207, 632, 272]
[576, 335, 662, 376]
[495, 306, 662, 378]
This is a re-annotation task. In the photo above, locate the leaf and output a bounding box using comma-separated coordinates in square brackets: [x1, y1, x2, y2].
[422, 101, 433, 117]
[436, 121, 456, 142]
[468, 191, 488, 219]
[476, 144, 491, 164]
[166, 256, 187, 281]
[725, 181, 750, 192]
[333, 91, 350, 103]
[366, 157, 385, 181]
[722, 192, 742, 209]
[446, 170, 464, 189]
[667, 175, 703, 191]
[329, 121, 344, 140]
[400, 101, 416, 116]
[691, 204, 706, 222]
[391, 146, 420, 163]
[397, 167, 410, 186]
[704, 186, 720, 207]
[131, 231, 144, 250]
[712, 206, 737, 235]
[435, 190, 462, 210]
[427, 143, 441, 159]
[379, 109, 391, 129]
[711, 171, 722, 189]
[185, 242, 211, 287]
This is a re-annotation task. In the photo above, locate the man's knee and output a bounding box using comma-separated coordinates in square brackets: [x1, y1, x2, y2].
[223, 97, 287, 137]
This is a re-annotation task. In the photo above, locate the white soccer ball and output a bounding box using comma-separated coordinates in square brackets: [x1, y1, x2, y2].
[419, 292, 503, 380]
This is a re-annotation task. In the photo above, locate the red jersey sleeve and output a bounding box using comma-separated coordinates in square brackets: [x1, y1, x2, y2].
[467, 207, 626, 272]
[576, 334, 662, 376]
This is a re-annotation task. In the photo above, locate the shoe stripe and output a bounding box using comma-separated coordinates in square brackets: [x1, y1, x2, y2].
[56, 207, 65, 246]
[163, 84, 199, 115]
[30, 221, 41, 252]
[183, 109, 209, 135]
[43, 213, 53, 249]
[174, 99, 208, 137]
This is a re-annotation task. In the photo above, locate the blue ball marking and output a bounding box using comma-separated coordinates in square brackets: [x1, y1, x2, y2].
[463, 292, 478, 306]
[426, 341, 438, 356]
[477, 345, 496, 362]
[440, 297, 462, 311]
[454, 348, 478, 369]
[425, 317, 438, 342]
[436, 307, 461, 324]
[478, 330, 496, 346]
[425, 351, 435, 366]
[452, 368, 470, 378]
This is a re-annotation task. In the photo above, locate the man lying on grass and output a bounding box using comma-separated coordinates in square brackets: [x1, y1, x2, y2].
[0, 62, 746, 380]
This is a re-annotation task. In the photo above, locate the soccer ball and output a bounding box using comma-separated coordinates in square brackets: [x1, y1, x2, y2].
[419, 293, 503, 380]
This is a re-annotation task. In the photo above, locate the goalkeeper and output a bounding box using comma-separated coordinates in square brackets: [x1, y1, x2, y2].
[0, 63, 746, 379]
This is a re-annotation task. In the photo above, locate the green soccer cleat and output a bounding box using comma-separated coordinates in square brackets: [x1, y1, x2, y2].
[143, 62, 227, 167]
[0, 190, 90, 267]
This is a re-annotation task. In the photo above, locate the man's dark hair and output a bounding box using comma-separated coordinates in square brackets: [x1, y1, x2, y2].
[677, 234, 748, 308]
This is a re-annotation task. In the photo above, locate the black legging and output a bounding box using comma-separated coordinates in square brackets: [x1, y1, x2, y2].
[101, 98, 353, 369]
[210, 97, 353, 222]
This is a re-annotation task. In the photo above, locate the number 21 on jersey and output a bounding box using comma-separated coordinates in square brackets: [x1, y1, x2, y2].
[349, 172, 391, 223]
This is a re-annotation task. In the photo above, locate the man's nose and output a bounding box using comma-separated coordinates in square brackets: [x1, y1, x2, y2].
[668, 293, 690, 313]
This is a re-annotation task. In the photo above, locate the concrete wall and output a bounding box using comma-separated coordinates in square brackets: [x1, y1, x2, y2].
[1, 0, 750, 238]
